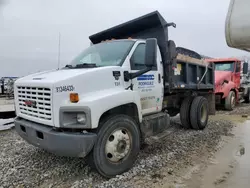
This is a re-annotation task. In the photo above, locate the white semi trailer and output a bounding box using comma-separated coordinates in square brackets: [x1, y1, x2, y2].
[225, 0, 250, 52]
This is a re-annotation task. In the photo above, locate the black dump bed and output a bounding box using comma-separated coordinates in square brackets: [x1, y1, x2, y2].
[89, 11, 214, 93]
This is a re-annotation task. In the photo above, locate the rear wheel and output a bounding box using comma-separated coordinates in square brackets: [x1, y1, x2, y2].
[244, 88, 250, 103]
[88, 114, 140, 178]
[190, 96, 209, 130]
[225, 91, 236, 110]
[180, 97, 194, 129]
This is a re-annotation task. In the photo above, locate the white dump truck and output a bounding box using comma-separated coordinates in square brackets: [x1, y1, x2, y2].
[14, 11, 215, 178]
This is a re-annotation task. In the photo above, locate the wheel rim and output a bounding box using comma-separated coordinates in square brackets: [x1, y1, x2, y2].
[231, 94, 235, 108]
[105, 128, 132, 163]
[200, 104, 207, 123]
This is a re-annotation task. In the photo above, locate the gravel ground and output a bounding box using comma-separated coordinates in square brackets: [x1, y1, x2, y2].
[0, 110, 239, 188]
[216, 103, 250, 116]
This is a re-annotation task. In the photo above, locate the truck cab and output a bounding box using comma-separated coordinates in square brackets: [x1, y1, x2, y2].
[14, 39, 163, 129]
[206, 58, 250, 110]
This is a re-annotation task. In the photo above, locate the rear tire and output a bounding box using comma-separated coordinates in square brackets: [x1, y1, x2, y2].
[180, 97, 194, 129]
[244, 88, 250, 103]
[88, 114, 140, 178]
[190, 96, 209, 130]
[225, 91, 236, 110]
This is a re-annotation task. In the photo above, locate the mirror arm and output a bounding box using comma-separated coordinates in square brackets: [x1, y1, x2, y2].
[129, 67, 152, 80]
[165, 22, 176, 28]
[223, 79, 229, 84]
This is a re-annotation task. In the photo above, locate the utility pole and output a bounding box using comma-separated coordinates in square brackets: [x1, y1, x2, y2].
[57, 32, 61, 70]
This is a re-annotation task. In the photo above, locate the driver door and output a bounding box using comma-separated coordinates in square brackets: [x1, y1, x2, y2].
[130, 42, 164, 116]
[234, 62, 241, 88]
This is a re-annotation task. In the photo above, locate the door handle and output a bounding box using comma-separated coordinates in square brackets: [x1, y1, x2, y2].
[158, 74, 161, 83]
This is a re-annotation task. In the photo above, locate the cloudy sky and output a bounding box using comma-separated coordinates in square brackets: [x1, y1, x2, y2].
[0, 0, 249, 77]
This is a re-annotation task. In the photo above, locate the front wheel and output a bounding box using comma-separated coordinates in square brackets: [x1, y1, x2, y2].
[225, 91, 236, 110]
[88, 114, 141, 178]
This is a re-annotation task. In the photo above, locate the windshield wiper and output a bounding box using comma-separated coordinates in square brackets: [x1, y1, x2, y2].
[64, 63, 97, 69]
[65, 64, 73, 68]
[75, 63, 97, 68]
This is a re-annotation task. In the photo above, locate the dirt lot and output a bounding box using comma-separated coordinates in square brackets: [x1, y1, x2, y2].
[0, 104, 250, 188]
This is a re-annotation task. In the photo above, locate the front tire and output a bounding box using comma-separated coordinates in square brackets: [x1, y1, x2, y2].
[88, 114, 140, 178]
[190, 96, 209, 130]
[225, 91, 236, 110]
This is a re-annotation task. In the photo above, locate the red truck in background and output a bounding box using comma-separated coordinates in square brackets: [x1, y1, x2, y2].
[206, 58, 250, 110]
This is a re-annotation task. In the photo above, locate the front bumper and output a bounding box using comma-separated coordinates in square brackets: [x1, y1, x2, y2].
[14, 117, 96, 158]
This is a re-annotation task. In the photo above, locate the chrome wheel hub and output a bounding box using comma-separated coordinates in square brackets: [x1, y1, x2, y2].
[201, 105, 207, 123]
[105, 128, 131, 162]
[231, 95, 235, 108]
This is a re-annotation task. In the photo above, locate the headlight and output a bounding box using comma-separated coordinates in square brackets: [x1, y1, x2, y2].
[60, 107, 91, 128]
[76, 113, 86, 124]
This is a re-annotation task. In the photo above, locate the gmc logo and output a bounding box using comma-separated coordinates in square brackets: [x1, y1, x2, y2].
[24, 100, 37, 107]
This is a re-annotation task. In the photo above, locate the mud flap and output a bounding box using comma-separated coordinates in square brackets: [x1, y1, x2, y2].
[208, 93, 216, 115]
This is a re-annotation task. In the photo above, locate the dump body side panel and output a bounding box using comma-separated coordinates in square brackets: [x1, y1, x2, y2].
[171, 60, 214, 91]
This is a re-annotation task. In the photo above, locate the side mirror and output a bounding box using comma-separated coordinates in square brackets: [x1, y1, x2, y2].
[127, 38, 157, 81]
[168, 40, 177, 60]
[243, 62, 248, 74]
[144, 38, 157, 68]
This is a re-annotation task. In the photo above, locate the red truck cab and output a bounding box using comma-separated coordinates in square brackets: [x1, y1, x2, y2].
[206, 58, 243, 110]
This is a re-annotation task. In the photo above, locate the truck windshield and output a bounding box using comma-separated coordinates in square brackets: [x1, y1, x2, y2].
[69, 40, 135, 68]
[215, 62, 234, 72]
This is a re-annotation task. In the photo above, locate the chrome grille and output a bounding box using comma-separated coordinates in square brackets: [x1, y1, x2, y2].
[17, 86, 52, 121]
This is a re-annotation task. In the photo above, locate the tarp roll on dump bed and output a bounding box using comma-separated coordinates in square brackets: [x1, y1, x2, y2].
[89, 11, 170, 66]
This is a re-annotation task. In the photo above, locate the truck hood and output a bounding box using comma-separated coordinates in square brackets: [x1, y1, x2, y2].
[15, 68, 98, 84]
[215, 71, 232, 85]
[15, 65, 125, 103]
[14, 65, 126, 127]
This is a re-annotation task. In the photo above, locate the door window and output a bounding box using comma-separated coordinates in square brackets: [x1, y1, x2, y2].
[130, 43, 157, 70]
[235, 62, 241, 73]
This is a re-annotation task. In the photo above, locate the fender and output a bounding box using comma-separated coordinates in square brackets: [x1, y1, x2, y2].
[216, 81, 237, 99]
[77, 88, 142, 129]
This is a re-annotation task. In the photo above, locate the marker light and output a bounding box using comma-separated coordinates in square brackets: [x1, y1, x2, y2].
[70, 93, 79, 103]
